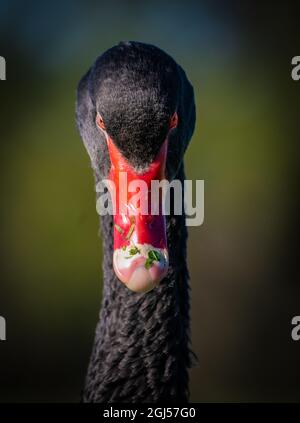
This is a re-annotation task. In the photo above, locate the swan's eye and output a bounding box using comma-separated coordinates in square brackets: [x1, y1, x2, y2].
[169, 112, 178, 129]
[96, 113, 106, 131]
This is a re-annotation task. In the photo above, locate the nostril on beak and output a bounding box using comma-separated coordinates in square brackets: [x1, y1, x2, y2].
[140, 214, 154, 229]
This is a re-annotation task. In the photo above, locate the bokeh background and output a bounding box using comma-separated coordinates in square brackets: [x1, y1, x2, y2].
[0, 0, 300, 402]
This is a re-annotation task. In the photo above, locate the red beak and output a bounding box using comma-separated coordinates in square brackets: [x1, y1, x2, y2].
[107, 138, 169, 293]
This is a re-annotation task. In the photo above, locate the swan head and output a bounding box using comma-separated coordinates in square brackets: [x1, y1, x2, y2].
[78, 41, 183, 293]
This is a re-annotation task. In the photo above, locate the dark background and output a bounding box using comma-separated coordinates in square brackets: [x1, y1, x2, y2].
[0, 0, 299, 402]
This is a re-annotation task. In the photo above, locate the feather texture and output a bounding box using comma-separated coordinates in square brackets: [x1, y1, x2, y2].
[76, 41, 196, 402]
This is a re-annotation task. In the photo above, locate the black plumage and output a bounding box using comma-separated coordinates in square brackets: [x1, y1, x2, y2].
[76, 41, 196, 402]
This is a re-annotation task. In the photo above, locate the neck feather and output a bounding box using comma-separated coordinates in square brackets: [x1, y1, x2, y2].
[83, 164, 192, 403]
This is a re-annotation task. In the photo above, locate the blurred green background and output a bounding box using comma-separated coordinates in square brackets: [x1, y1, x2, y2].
[0, 0, 300, 402]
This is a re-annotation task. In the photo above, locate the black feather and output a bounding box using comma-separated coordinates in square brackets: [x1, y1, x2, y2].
[76, 41, 196, 403]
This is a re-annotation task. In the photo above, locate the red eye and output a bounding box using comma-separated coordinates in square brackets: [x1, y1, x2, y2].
[96, 113, 106, 130]
[169, 112, 178, 129]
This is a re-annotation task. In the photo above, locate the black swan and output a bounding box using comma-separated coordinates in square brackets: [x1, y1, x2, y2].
[76, 41, 196, 402]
